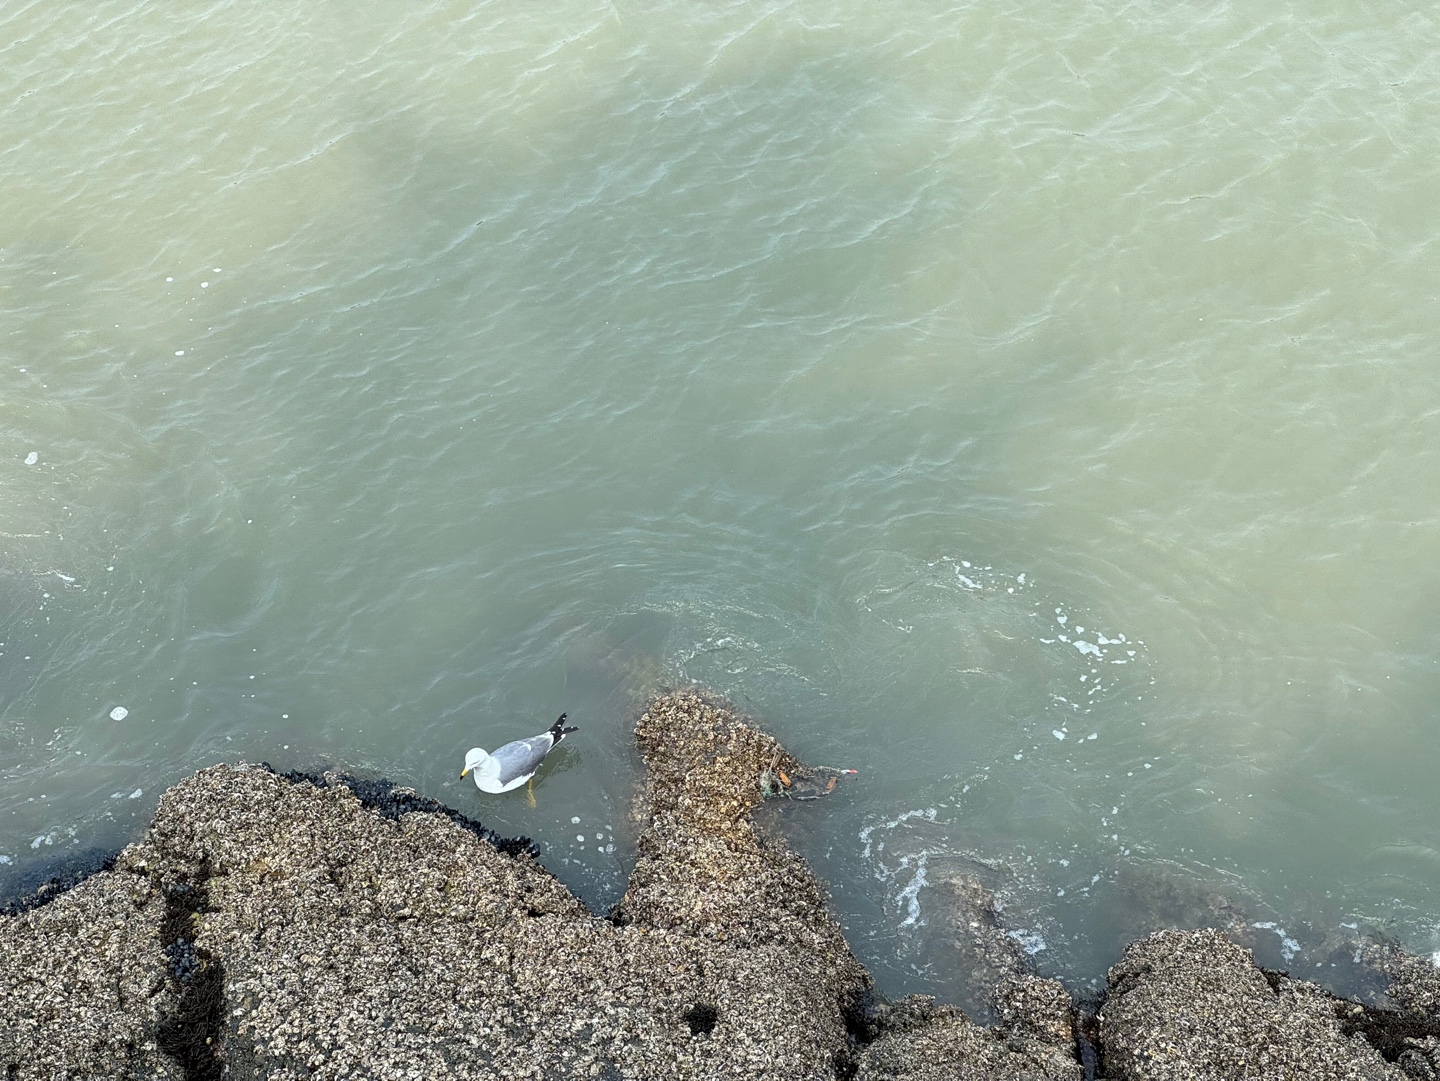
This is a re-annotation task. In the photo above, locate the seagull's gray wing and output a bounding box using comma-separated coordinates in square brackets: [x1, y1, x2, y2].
[489, 733, 556, 785]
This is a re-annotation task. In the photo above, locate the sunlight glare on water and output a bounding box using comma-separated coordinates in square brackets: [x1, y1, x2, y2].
[2, 0, 1439, 998]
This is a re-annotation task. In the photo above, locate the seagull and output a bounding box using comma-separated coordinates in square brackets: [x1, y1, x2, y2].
[462, 713, 577, 806]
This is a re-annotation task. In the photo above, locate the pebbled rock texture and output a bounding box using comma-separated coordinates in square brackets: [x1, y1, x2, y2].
[3, 691, 1439, 1080]
[0, 868, 182, 1079]
[1100, 928, 1408, 1081]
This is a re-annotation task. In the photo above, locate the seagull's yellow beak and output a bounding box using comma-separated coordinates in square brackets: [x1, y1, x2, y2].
[460, 767, 470, 778]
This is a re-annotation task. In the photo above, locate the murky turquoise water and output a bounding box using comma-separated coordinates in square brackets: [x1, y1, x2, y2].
[3, 1, 1439, 998]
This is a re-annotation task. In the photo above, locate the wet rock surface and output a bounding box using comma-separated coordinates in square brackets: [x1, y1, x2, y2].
[1, 689, 1438, 1080]
[927, 871, 1035, 1019]
[1350, 944, 1440, 1079]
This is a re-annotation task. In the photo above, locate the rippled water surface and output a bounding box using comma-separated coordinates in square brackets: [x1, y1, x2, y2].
[3, 0, 1439, 997]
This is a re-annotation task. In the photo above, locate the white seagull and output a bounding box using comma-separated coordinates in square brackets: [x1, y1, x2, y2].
[462, 713, 577, 806]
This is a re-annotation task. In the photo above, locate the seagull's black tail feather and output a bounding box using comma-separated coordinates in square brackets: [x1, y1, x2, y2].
[549, 712, 579, 741]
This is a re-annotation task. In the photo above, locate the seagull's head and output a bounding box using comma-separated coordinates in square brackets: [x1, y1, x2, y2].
[461, 747, 490, 779]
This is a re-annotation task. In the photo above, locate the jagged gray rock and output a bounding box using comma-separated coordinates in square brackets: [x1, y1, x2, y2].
[1357, 943, 1440, 1078]
[115, 692, 877, 1080]
[855, 974, 1084, 1081]
[3, 691, 1438, 1080]
[1100, 928, 1407, 1080]
[1, 693, 882, 1080]
[855, 996, 1075, 1080]
[1369, 943, 1440, 1019]
[0, 869, 182, 1079]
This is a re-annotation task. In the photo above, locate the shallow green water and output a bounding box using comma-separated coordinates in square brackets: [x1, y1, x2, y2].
[3, 0, 1439, 998]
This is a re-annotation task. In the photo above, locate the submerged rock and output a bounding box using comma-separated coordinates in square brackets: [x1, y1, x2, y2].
[928, 870, 1035, 1018]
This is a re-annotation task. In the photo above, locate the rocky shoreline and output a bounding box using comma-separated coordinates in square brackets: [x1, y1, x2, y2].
[2, 690, 1438, 1079]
